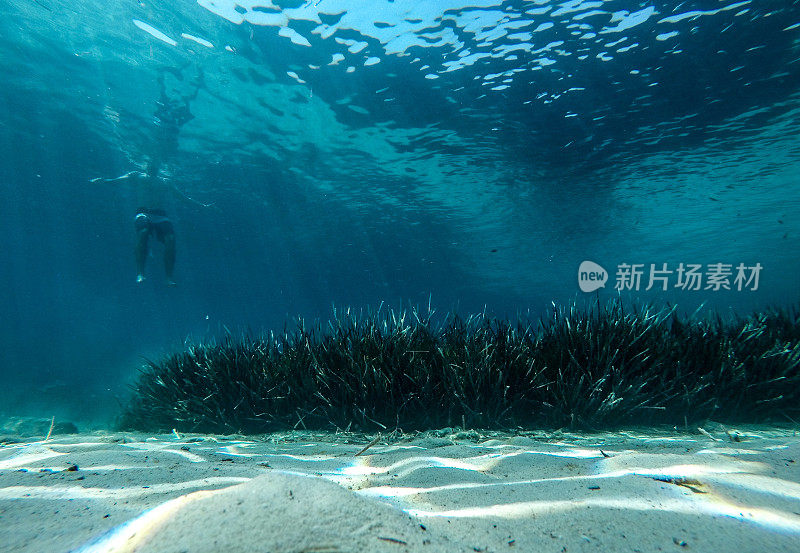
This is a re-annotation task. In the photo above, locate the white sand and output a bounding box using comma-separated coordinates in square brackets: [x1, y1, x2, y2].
[1, 426, 799, 553]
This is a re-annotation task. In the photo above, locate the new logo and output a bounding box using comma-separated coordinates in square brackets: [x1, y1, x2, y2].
[578, 261, 607, 292]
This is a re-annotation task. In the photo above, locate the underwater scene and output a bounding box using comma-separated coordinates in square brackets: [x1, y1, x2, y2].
[1, 0, 799, 551]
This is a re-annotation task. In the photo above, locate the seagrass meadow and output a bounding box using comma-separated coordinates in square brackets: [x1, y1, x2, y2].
[118, 301, 800, 434]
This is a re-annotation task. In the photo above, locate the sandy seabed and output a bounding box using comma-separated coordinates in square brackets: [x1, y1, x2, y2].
[1, 425, 799, 553]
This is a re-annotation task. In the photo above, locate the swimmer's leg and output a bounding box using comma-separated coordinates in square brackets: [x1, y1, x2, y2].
[164, 232, 176, 286]
[135, 225, 150, 283]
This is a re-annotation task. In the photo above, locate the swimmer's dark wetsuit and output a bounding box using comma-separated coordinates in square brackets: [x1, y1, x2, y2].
[135, 208, 173, 240]
[135, 208, 176, 284]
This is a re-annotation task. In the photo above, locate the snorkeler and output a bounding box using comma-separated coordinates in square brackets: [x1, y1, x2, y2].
[134, 67, 203, 286]
[90, 66, 208, 285]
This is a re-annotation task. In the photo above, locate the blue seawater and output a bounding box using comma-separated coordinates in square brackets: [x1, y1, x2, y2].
[0, 0, 798, 423]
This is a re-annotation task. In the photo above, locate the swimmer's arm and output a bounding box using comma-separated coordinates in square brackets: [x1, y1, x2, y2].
[89, 171, 214, 208]
[168, 182, 215, 208]
[88, 170, 147, 184]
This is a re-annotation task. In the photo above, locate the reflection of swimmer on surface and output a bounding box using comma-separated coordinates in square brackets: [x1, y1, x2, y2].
[147, 67, 202, 178]
[91, 66, 206, 287]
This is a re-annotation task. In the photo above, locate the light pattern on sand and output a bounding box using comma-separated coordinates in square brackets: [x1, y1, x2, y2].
[2, 429, 799, 552]
[72, 488, 223, 553]
[405, 496, 800, 533]
[0, 443, 67, 469]
[0, 476, 248, 501]
[350, 451, 800, 535]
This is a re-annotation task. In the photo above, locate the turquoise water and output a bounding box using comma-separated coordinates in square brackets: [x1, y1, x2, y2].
[0, 0, 798, 424]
